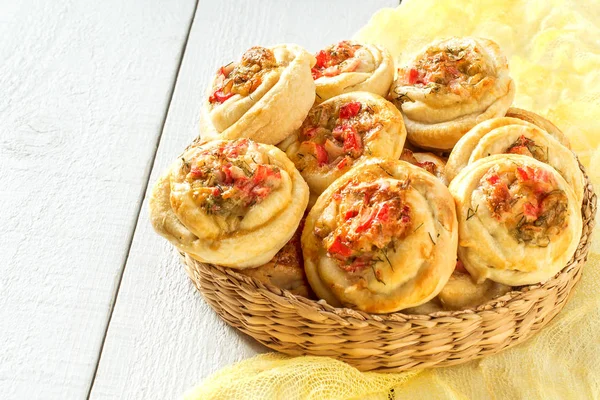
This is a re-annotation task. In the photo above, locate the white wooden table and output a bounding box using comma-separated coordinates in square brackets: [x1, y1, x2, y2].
[0, 1, 397, 398]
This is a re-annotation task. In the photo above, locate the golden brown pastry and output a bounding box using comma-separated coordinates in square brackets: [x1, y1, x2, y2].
[445, 117, 584, 204]
[200, 44, 316, 144]
[400, 148, 448, 185]
[389, 37, 515, 150]
[302, 158, 458, 313]
[312, 40, 394, 103]
[449, 154, 582, 286]
[283, 92, 406, 206]
[149, 139, 308, 269]
[237, 219, 312, 297]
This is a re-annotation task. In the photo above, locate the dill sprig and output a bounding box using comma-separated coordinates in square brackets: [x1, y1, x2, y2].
[394, 89, 414, 103]
[382, 249, 393, 272]
[428, 232, 437, 245]
[371, 264, 386, 285]
[466, 204, 479, 221]
[377, 164, 393, 177]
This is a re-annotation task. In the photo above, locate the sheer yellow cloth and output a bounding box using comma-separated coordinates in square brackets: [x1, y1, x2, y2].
[186, 1, 600, 398]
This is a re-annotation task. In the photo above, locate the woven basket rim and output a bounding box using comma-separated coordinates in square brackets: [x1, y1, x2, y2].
[190, 158, 596, 323]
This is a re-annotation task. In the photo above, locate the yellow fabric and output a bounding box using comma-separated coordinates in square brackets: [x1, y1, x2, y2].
[185, 1, 600, 398]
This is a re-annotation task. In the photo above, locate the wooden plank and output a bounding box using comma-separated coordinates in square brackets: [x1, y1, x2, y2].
[89, 0, 397, 398]
[0, 0, 196, 398]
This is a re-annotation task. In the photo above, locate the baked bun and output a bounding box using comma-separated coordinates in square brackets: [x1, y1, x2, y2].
[201, 44, 316, 144]
[449, 154, 582, 285]
[311, 40, 394, 103]
[389, 37, 515, 150]
[149, 139, 308, 269]
[302, 158, 458, 313]
[284, 92, 406, 206]
[237, 219, 312, 297]
[445, 117, 584, 204]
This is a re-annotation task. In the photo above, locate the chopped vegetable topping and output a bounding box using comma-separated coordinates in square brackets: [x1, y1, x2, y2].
[295, 100, 375, 171]
[183, 139, 281, 216]
[314, 178, 412, 272]
[396, 41, 491, 97]
[311, 41, 362, 80]
[506, 135, 548, 162]
[333, 124, 363, 157]
[480, 165, 568, 246]
[209, 47, 278, 104]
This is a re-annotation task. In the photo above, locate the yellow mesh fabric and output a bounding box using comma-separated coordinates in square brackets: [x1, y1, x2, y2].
[186, 1, 600, 398]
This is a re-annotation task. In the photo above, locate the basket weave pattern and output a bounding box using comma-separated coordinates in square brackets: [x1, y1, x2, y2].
[182, 163, 596, 372]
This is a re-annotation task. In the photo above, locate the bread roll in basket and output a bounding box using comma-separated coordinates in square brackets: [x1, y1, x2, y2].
[177, 118, 595, 373]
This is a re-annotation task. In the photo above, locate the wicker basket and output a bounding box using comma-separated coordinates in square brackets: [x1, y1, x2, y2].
[182, 162, 596, 373]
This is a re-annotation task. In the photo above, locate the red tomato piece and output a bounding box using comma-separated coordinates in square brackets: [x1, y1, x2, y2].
[516, 167, 532, 182]
[344, 209, 358, 220]
[408, 68, 419, 84]
[336, 157, 349, 170]
[252, 164, 269, 184]
[222, 164, 234, 184]
[487, 174, 500, 185]
[190, 165, 204, 178]
[328, 236, 352, 258]
[209, 89, 235, 104]
[375, 202, 390, 223]
[314, 143, 329, 166]
[339, 102, 362, 119]
[315, 50, 331, 68]
[342, 128, 362, 153]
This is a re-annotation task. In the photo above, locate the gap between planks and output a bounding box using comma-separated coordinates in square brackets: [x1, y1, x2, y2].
[84, 1, 201, 398]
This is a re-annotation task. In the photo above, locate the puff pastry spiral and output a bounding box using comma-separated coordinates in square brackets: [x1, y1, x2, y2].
[302, 158, 458, 313]
[449, 155, 582, 286]
[201, 44, 316, 144]
[312, 40, 394, 103]
[149, 139, 308, 269]
[389, 37, 515, 150]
